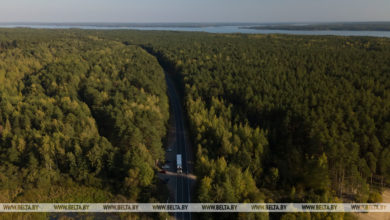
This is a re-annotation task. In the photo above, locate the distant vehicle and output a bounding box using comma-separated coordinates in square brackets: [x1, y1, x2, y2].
[162, 164, 170, 169]
[166, 147, 173, 152]
[176, 154, 182, 174]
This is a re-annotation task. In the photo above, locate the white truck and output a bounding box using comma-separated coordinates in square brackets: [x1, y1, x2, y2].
[176, 154, 182, 174]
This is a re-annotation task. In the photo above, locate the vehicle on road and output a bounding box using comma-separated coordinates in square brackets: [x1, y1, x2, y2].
[166, 147, 173, 152]
[177, 154, 182, 174]
[162, 164, 170, 169]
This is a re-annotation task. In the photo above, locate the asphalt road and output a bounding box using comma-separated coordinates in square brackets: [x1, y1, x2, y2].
[165, 74, 193, 220]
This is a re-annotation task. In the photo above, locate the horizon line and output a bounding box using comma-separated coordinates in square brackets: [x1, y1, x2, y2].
[1, 21, 390, 24]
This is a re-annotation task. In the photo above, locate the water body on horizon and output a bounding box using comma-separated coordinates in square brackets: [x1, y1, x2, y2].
[1, 24, 390, 38]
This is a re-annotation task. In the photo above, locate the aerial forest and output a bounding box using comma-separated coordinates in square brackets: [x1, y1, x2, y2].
[102, 30, 390, 219]
[0, 29, 169, 219]
[0, 28, 390, 219]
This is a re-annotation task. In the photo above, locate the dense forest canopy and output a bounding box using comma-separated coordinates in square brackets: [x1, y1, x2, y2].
[1, 28, 390, 219]
[0, 29, 169, 219]
[99, 30, 390, 219]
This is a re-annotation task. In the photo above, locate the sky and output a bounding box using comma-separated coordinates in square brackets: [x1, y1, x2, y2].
[0, 0, 389, 23]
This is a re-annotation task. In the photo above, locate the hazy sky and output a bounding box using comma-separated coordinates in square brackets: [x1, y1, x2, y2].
[0, 0, 389, 23]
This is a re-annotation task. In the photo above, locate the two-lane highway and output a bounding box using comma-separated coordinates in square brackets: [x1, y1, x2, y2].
[165, 74, 193, 220]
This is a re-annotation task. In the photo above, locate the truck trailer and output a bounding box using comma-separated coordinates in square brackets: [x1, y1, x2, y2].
[176, 154, 182, 174]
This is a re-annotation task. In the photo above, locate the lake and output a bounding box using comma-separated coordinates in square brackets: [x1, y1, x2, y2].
[1, 24, 390, 38]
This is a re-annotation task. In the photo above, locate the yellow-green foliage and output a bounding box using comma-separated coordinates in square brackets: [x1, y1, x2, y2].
[0, 30, 169, 206]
